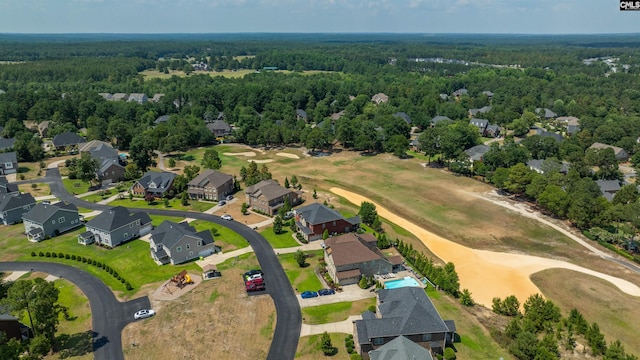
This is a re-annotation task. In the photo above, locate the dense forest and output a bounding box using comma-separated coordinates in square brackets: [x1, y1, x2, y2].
[1, 33, 640, 359]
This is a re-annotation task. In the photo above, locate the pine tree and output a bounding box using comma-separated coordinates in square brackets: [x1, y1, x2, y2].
[284, 177, 290, 188]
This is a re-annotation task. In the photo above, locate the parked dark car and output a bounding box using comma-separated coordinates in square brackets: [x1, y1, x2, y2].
[318, 288, 335, 296]
[300, 291, 318, 299]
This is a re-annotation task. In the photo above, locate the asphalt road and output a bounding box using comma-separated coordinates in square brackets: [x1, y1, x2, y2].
[42, 167, 301, 360]
[0, 262, 150, 360]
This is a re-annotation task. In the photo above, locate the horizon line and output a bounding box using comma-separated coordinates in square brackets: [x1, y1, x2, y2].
[1, 32, 640, 36]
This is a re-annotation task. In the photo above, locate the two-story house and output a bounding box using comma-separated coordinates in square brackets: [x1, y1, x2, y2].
[0, 193, 36, 225]
[78, 206, 152, 247]
[369, 336, 433, 360]
[52, 132, 87, 151]
[131, 171, 176, 198]
[149, 220, 220, 265]
[589, 142, 630, 161]
[206, 120, 232, 138]
[79, 140, 125, 183]
[0, 152, 18, 175]
[294, 203, 361, 241]
[187, 169, 234, 201]
[354, 287, 456, 359]
[469, 118, 489, 136]
[324, 233, 400, 285]
[22, 201, 81, 242]
[245, 179, 301, 216]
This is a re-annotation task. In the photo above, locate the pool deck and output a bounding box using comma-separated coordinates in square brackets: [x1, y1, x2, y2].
[378, 270, 426, 289]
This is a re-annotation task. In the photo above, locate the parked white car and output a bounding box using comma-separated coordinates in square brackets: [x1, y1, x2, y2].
[134, 309, 156, 320]
[221, 214, 233, 221]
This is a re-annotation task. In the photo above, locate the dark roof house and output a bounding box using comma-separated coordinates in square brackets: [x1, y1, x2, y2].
[295, 202, 360, 241]
[245, 179, 301, 216]
[0, 192, 36, 225]
[154, 115, 171, 124]
[187, 169, 234, 201]
[596, 180, 621, 202]
[535, 108, 557, 119]
[206, 120, 232, 137]
[464, 144, 490, 162]
[81, 206, 152, 247]
[393, 112, 412, 125]
[52, 132, 87, 149]
[369, 336, 434, 360]
[589, 142, 629, 161]
[0, 152, 18, 175]
[0, 176, 19, 195]
[149, 220, 220, 265]
[0, 137, 16, 150]
[131, 172, 176, 198]
[430, 116, 451, 127]
[22, 201, 81, 242]
[296, 109, 308, 122]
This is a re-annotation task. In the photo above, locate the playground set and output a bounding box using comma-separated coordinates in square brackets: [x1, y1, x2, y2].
[161, 270, 194, 295]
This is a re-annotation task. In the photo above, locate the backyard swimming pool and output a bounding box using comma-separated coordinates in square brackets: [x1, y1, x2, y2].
[384, 276, 421, 289]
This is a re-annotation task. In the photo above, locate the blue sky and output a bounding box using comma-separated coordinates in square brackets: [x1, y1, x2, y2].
[0, 0, 638, 34]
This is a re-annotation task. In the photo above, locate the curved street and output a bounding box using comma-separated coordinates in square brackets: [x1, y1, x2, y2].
[0, 262, 150, 360]
[43, 167, 301, 360]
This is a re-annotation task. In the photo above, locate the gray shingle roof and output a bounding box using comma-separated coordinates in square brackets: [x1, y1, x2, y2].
[295, 203, 346, 225]
[369, 335, 434, 360]
[86, 206, 151, 232]
[0, 137, 16, 150]
[136, 171, 176, 194]
[80, 141, 118, 161]
[206, 120, 232, 134]
[0, 176, 18, 194]
[464, 144, 490, 161]
[22, 201, 78, 224]
[538, 131, 565, 143]
[0, 152, 17, 164]
[469, 118, 489, 128]
[155, 115, 171, 124]
[52, 132, 86, 147]
[535, 108, 557, 119]
[430, 116, 451, 125]
[393, 112, 412, 125]
[151, 220, 214, 250]
[245, 179, 292, 202]
[356, 287, 449, 343]
[597, 180, 621, 202]
[0, 192, 36, 212]
[188, 169, 233, 188]
[296, 109, 308, 119]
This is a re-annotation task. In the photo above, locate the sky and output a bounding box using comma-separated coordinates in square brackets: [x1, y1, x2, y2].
[0, 0, 638, 34]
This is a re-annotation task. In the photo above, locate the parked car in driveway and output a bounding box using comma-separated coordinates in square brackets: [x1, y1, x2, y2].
[221, 214, 233, 221]
[318, 288, 335, 296]
[300, 291, 318, 299]
[134, 309, 156, 319]
[218, 200, 226, 206]
[226, 195, 233, 201]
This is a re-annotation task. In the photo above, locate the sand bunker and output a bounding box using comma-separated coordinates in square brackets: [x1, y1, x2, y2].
[223, 152, 256, 157]
[330, 187, 640, 307]
[249, 159, 274, 164]
[276, 152, 300, 159]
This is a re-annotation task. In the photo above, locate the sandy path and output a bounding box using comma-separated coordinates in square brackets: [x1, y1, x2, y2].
[276, 152, 300, 159]
[223, 152, 256, 157]
[330, 187, 640, 307]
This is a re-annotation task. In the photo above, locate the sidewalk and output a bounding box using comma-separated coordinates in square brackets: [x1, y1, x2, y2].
[298, 284, 376, 308]
[195, 246, 255, 268]
[276, 241, 323, 254]
[300, 315, 362, 336]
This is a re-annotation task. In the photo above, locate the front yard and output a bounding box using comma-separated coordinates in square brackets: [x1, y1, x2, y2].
[190, 220, 250, 251]
[301, 298, 376, 325]
[278, 250, 324, 293]
[260, 227, 300, 248]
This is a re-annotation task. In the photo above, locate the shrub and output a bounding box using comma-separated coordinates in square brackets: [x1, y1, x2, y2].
[350, 354, 363, 360]
[65, 254, 70, 259]
[52, 252, 57, 258]
[45, 252, 51, 257]
[91, 259, 97, 266]
[367, 305, 376, 313]
[76, 255, 82, 261]
[444, 347, 456, 360]
[120, 278, 125, 283]
[125, 282, 133, 291]
[31, 251, 36, 257]
[96, 262, 102, 268]
[58, 252, 64, 258]
[31, 183, 38, 189]
[346, 345, 354, 354]
[38, 251, 44, 257]
[71, 254, 76, 260]
[82, 257, 87, 263]
[113, 272, 119, 278]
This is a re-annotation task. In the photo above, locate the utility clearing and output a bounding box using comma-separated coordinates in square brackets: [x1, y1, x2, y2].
[330, 187, 640, 307]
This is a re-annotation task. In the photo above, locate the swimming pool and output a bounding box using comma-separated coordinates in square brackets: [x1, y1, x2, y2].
[384, 276, 421, 289]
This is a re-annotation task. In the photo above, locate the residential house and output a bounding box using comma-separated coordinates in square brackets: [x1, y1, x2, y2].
[187, 169, 234, 201]
[369, 336, 434, 360]
[22, 201, 81, 242]
[127, 93, 148, 104]
[98, 93, 113, 101]
[296, 109, 309, 122]
[589, 142, 629, 161]
[371, 93, 389, 105]
[149, 220, 220, 265]
[0, 152, 18, 175]
[464, 144, 490, 162]
[78, 140, 124, 183]
[557, 116, 580, 135]
[482, 90, 494, 100]
[324, 233, 400, 285]
[131, 171, 176, 198]
[393, 112, 412, 125]
[245, 179, 301, 216]
[0, 310, 22, 342]
[0, 176, 19, 195]
[294, 202, 361, 241]
[354, 287, 456, 359]
[527, 159, 569, 175]
[149, 93, 165, 103]
[430, 116, 451, 127]
[535, 108, 557, 119]
[410, 138, 420, 151]
[596, 180, 621, 202]
[452, 88, 468, 98]
[331, 110, 346, 121]
[52, 132, 86, 151]
[0, 192, 36, 225]
[0, 89, 5, 95]
[154, 115, 171, 124]
[469, 118, 489, 136]
[206, 120, 232, 138]
[37, 121, 51, 138]
[485, 124, 501, 138]
[111, 93, 128, 101]
[468, 106, 492, 118]
[0, 137, 15, 151]
[438, 94, 448, 101]
[538, 130, 565, 143]
[78, 206, 152, 247]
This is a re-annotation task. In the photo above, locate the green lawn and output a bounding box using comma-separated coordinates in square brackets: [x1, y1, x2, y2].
[278, 250, 324, 292]
[55, 279, 91, 335]
[190, 220, 249, 251]
[107, 197, 214, 213]
[149, 214, 187, 226]
[260, 228, 300, 248]
[296, 333, 352, 360]
[301, 298, 376, 325]
[62, 178, 91, 195]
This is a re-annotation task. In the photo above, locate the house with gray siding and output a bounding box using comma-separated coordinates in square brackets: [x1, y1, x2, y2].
[0, 152, 18, 175]
[0, 192, 36, 225]
[79, 206, 152, 247]
[150, 220, 220, 265]
[22, 201, 81, 242]
[354, 287, 456, 359]
[0, 176, 18, 195]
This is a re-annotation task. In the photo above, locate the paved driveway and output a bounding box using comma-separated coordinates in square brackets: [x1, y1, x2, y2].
[0, 262, 150, 360]
[42, 167, 301, 360]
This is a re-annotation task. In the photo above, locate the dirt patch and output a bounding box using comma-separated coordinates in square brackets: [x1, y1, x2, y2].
[276, 152, 300, 159]
[330, 187, 640, 308]
[122, 258, 274, 360]
[223, 151, 256, 157]
[151, 273, 202, 301]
